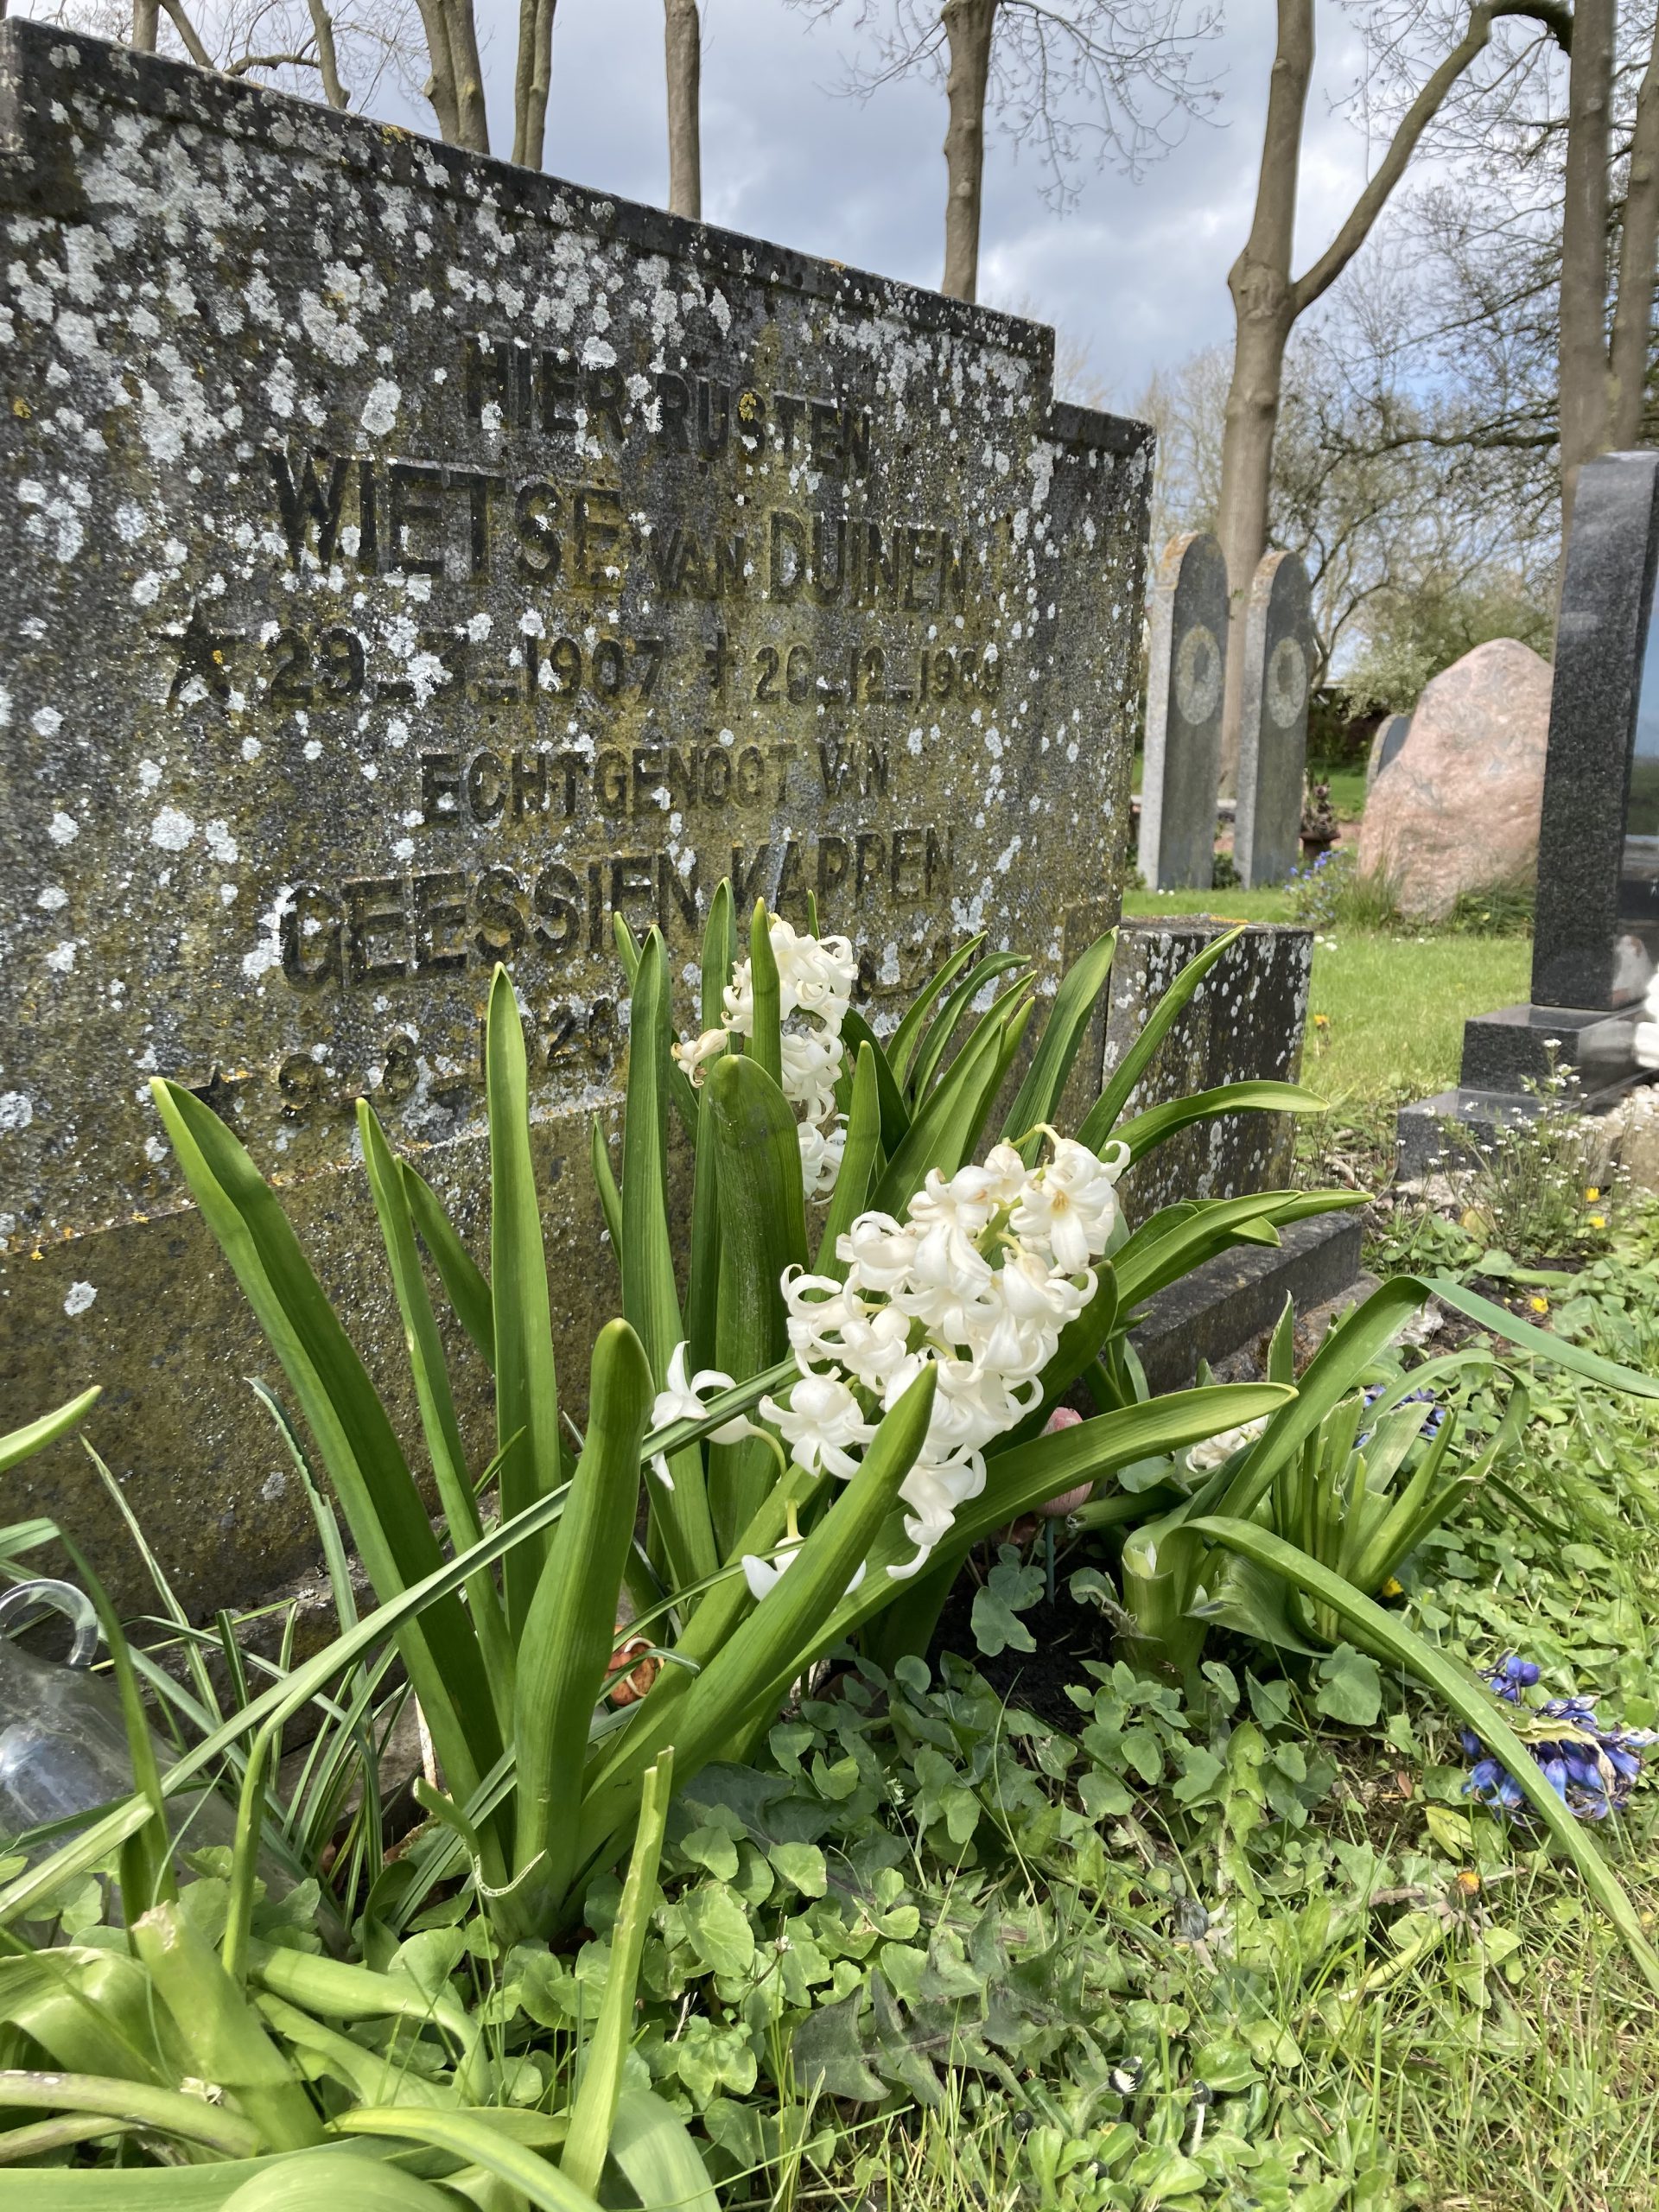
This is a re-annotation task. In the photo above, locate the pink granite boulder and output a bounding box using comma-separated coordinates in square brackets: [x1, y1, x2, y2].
[1357, 639, 1553, 918]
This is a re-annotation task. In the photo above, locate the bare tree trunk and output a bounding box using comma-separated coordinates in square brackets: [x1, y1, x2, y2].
[413, 0, 463, 142]
[513, 0, 558, 168]
[305, 0, 350, 109]
[1610, 10, 1659, 449]
[132, 0, 159, 51]
[413, 0, 489, 151]
[664, 0, 702, 219]
[1214, 1, 1560, 790]
[1214, 0, 1313, 795]
[157, 0, 214, 70]
[941, 0, 995, 301]
[448, 0, 490, 153]
[1559, 0, 1615, 534]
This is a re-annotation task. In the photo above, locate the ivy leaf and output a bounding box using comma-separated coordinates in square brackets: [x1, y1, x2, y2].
[678, 1883, 757, 1978]
[971, 1548, 1044, 1657]
[972, 1582, 1037, 1657]
[769, 1841, 829, 1897]
[680, 1824, 740, 1881]
[1172, 1745, 1225, 1805]
[1315, 1644, 1382, 1726]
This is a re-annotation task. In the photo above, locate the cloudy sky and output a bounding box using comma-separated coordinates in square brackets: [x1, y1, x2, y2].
[467, 3, 1378, 406]
[23, 0, 1393, 401]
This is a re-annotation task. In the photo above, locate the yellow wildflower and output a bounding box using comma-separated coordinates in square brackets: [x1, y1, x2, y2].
[1588, 1213, 1607, 1231]
[1529, 1294, 1549, 1314]
[1586, 1186, 1600, 1202]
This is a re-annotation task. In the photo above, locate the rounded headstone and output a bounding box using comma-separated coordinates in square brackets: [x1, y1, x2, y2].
[1235, 550, 1313, 887]
[1357, 639, 1552, 918]
[1137, 532, 1228, 890]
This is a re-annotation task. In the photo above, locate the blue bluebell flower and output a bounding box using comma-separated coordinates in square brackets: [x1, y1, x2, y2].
[1357, 1383, 1446, 1449]
[1461, 1655, 1656, 1821]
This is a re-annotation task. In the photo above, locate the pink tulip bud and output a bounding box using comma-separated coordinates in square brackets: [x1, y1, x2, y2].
[1039, 1406, 1088, 1515]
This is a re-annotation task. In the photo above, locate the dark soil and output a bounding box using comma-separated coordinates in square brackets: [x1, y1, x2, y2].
[925, 1567, 1114, 1733]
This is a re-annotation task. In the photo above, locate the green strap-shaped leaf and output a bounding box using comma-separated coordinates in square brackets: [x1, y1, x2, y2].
[907, 952, 1028, 1103]
[148, 1079, 500, 1866]
[575, 1370, 938, 1878]
[702, 877, 735, 1034]
[486, 966, 563, 1641]
[621, 933, 717, 1590]
[1001, 925, 1118, 1156]
[1111, 1080, 1328, 1164]
[359, 1104, 513, 1729]
[887, 931, 987, 1084]
[685, 1082, 724, 1380]
[810, 1383, 1294, 1683]
[0, 1389, 99, 1477]
[840, 1008, 911, 1154]
[1078, 924, 1245, 1148]
[513, 1319, 654, 1929]
[1112, 1188, 1363, 1317]
[588, 1116, 623, 1250]
[707, 1053, 808, 1555]
[563, 1751, 674, 2197]
[1428, 1275, 1659, 1399]
[334, 2110, 604, 2212]
[399, 1161, 493, 1367]
[747, 898, 785, 1090]
[0, 2070, 264, 2162]
[131, 1903, 324, 2152]
[1189, 1516, 1659, 1997]
[603, 2089, 721, 2212]
[874, 991, 1027, 1217]
[1206, 1276, 1449, 1527]
[816, 1041, 882, 1275]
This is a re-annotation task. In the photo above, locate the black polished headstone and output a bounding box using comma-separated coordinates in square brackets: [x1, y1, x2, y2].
[1396, 451, 1659, 1179]
[1137, 532, 1227, 890]
[1533, 450, 1659, 1010]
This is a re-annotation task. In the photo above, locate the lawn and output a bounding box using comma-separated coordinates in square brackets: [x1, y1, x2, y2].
[1120, 882, 1534, 1151]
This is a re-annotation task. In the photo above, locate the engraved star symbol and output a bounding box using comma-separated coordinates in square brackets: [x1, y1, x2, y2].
[187, 1066, 250, 1121]
[166, 604, 239, 705]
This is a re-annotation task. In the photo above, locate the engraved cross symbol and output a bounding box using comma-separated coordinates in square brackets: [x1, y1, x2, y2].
[703, 627, 733, 696]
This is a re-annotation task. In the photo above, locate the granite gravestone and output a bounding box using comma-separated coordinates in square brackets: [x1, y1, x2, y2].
[0, 23, 1152, 1610]
[1396, 450, 1659, 1177]
[1103, 918, 1360, 1388]
[1136, 532, 1227, 891]
[1103, 918, 1312, 1217]
[1234, 550, 1313, 888]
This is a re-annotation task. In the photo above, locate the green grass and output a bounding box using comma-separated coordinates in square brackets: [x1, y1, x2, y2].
[1310, 760, 1367, 820]
[1120, 885, 1533, 1185]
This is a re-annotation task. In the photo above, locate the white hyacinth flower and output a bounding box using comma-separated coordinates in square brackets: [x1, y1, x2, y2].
[760, 1371, 876, 1479]
[1184, 1414, 1270, 1473]
[646, 1342, 755, 1487]
[741, 1540, 867, 1602]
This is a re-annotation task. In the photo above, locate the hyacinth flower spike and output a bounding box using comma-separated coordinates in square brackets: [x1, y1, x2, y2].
[1463, 1655, 1656, 1820]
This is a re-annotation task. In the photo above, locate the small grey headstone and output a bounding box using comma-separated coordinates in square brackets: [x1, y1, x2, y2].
[0, 23, 1152, 1611]
[1235, 551, 1313, 888]
[1136, 532, 1227, 889]
[1102, 919, 1313, 1220]
[1367, 713, 1410, 791]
